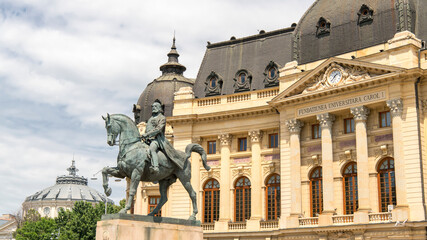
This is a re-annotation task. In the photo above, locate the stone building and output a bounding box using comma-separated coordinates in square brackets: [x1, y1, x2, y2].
[23, 160, 111, 218]
[132, 0, 427, 239]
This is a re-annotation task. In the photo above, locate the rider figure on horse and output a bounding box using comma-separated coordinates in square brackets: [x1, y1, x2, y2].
[142, 99, 185, 174]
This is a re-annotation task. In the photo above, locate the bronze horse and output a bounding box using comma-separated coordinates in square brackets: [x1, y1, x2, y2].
[101, 114, 210, 220]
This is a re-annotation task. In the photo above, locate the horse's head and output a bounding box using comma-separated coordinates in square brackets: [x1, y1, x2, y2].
[102, 113, 120, 146]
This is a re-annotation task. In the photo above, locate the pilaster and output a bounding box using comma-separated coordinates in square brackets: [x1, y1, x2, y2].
[249, 130, 262, 223]
[386, 98, 409, 221]
[317, 113, 335, 226]
[350, 106, 371, 223]
[216, 134, 232, 229]
[285, 119, 304, 228]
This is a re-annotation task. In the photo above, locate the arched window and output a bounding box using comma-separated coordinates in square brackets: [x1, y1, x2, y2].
[203, 179, 220, 223]
[377, 158, 396, 212]
[343, 162, 358, 214]
[235, 177, 251, 222]
[310, 167, 323, 217]
[265, 174, 280, 220]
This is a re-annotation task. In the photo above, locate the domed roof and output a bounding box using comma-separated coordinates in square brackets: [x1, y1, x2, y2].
[25, 160, 111, 204]
[134, 38, 194, 123]
[293, 0, 425, 64]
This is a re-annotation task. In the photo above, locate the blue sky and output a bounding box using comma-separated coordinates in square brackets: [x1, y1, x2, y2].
[0, 0, 314, 215]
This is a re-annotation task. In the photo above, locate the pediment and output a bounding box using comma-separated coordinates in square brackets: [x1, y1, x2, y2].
[272, 58, 403, 102]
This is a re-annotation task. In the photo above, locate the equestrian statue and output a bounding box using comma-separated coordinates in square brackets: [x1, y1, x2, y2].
[101, 100, 211, 220]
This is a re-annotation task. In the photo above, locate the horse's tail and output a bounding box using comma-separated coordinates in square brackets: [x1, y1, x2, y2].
[185, 143, 211, 171]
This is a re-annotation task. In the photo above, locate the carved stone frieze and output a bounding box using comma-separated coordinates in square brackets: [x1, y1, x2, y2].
[317, 113, 335, 129]
[303, 63, 371, 93]
[218, 134, 231, 146]
[201, 169, 220, 181]
[192, 136, 202, 144]
[350, 106, 370, 121]
[339, 150, 356, 163]
[232, 166, 251, 178]
[262, 162, 278, 178]
[386, 98, 403, 117]
[286, 119, 304, 134]
[328, 231, 354, 240]
[248, 130, 261, 143]
[374, 144, 394, 158]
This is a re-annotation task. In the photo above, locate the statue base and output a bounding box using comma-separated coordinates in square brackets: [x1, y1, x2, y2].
[96, 213, 203, 240]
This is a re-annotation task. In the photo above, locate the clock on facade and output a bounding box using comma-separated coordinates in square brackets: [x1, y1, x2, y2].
[328, 70, 342, 85]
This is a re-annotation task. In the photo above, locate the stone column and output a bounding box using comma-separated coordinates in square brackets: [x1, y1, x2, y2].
[248, 130, 262, 225]
[386, 99, 409, 221]
[215, 134, 232, 231]
[350, 106, 371, 223]
[317, 113, 335, 226]
[285, 119, 304, 227]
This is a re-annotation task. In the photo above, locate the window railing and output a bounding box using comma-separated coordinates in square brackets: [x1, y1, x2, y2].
[228, 221, 247, 230]
[299, 217, 319, 226]
[201, 222, 215, 231]
[332, 215, 354, 224]
[227, 93, 251, 103]
[260, 220, 279, 229]
[368, 212, 392, 223]
[257, 88, 279, 98]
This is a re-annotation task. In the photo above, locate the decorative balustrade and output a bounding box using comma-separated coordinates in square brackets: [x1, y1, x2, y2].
[260, 220, 279, 229]
[369, 212, 392, 223]
[332, 215, 354, 224]
[201, 223, 215, 231]
[228, 222, 247, 230]
[197, 97, 221, 106]
[257, 88, 279, 98]
[299, 217, 319, 226]
[227, 93, 251, 103]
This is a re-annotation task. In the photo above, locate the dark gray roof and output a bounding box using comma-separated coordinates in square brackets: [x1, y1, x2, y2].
[294, 0, 425, 64]
[193, 28, 294, 99]
[25, 160, 112, 204]
[134, 38, 194, 123]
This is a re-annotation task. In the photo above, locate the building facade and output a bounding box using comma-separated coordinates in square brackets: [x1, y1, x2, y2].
[132, 0, 427, 239]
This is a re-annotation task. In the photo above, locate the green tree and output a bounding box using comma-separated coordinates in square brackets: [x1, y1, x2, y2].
[15, 217, 57, 240]
[23, 209, 41, 223]
[56, 201, 123, 240]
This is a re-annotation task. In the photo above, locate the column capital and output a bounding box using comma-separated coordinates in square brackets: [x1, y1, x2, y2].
[316, 113, 335, 129]
[248, 130, 262, 143]
[218, 134, 232, 146]
[286, 119, 304, 134]
[386, 98, 403, 117]
[350, 106, 370, 121]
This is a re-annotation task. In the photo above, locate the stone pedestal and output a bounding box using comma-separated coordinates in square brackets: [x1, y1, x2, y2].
[96, 214, 203, 240]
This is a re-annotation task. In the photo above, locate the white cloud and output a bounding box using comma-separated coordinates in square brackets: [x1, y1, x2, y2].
[0, 0, 315, 214]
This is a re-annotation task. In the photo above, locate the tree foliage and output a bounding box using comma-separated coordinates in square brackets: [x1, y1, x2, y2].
[15, 200, 124, 240]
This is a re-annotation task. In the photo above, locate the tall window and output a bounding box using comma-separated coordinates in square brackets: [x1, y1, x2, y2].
[344, 118, 355, 134]
[203, 179, 220, 223]
[379, 111, 391, 128]
[148, 196, 161, 217]
[208, 141, 216, 154]
[238, 137, 247, 152]
[310, 167, 323, 217]
[378, 158, 396, 212]
[269, 133, 279, 148]
[343, 162, 358, 214]
[235, 177, 251, 222]
[312, 124, 321, 139]
[266, 174, 280, 220]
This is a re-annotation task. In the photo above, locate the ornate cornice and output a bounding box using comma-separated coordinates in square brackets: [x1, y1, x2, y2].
[386, 98, 403, 117]
[350, 106, 370, 121]
[218, 134, 232, 146]
[286, 119, 304, 134]
[248, 130, 262, 143]
[317, 113, 335, 129]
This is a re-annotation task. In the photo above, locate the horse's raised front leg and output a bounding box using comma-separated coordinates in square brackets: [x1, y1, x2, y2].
[119, 169, 142, 214]
[148, 176, 176, 216]
[102, 167, 125, 197]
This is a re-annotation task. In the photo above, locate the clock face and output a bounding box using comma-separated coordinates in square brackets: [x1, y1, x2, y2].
[328, 70, 342, 85]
